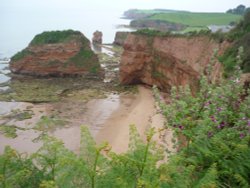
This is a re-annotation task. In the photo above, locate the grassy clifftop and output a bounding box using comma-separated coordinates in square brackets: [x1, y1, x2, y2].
[29, 30, 85, 45]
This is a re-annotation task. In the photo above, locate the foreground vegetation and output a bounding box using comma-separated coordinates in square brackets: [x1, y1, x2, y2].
[154, 48, 250, 187]
[220, 11, 250, 75]
[1, 48, 249, 187]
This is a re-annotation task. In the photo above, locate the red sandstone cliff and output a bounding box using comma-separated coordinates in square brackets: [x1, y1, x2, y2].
[120, 33, 229, 92]
[10, 30, 101, 77]
[113, 32, 129, 46]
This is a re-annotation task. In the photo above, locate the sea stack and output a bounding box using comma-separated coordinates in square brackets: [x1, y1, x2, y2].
[9, 30, 101, 77]
[92, 30, 103, 44]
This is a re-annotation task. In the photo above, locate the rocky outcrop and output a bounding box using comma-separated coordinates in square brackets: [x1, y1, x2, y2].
[10, 30, 101, 77]
[92, 30, 103, 44]
[120, 33, 229, 92]
[113, 32, 129, 46]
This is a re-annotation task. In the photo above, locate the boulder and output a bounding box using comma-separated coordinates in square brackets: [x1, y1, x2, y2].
[10, 30, 101, 77]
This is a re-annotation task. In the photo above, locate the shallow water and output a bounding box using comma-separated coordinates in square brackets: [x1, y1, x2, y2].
[0, 101, 22, 115]
[0, 93, 123, 154]
[0, 129, 43, 154]
[53, 94, 120, 153]
[0, 61, 10, 85]
[0, 74, 9, 84]
[0, 35, 122, 154]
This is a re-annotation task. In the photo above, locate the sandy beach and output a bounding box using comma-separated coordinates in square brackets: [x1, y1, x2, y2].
[95, 85, 173, 154]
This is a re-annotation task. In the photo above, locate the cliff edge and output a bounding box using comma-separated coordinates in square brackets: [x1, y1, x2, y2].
[120, 32, 229, 92]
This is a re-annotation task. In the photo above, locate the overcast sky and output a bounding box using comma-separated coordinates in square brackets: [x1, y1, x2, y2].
[2, 0, 250, 13]
[1, 0, 250, 57]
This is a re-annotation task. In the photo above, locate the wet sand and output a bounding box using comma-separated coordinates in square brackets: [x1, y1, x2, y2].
[95, 86, 174, 154]
[0, 102, 50, 153]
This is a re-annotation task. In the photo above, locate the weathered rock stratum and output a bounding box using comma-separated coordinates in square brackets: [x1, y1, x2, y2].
[10, 30, 101, 77]
[120, 33, 229, 92]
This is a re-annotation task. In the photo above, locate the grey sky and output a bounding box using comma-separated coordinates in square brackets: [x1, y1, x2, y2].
[2, 0, 250, 13]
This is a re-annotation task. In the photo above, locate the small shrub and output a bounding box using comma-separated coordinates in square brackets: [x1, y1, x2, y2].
[11, 49, 32, 61]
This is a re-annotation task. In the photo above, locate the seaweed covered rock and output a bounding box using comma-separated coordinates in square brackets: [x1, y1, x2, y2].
[10, 30, 101, 77]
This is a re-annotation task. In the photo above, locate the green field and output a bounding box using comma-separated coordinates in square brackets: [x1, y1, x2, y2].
[149, 12, 242, 26]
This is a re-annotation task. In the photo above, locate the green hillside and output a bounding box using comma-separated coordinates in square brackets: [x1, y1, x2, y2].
[149, 12, 242, 26]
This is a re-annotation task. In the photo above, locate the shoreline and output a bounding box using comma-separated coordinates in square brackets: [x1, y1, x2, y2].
[95, 85, 173, 154]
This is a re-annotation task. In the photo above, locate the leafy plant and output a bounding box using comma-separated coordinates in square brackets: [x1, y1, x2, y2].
[0, 146, 44, 187]
[220, 11, 250, 75]
[154, 47, 250, 187]
[100, 125, 164, 187]
[11, 49, 33, 61]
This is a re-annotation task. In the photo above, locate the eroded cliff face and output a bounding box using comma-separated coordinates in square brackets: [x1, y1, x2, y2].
[120, 33, 229, 92]
[10, 30, 101, 77]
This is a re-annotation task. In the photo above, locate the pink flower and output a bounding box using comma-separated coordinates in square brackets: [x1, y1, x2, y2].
[207, 131, 213, 138]
[240, 133, 245, 139]
[217, 107, 222, 112]
[210, 116, 217, 122]
[178, 125, 184, 130]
